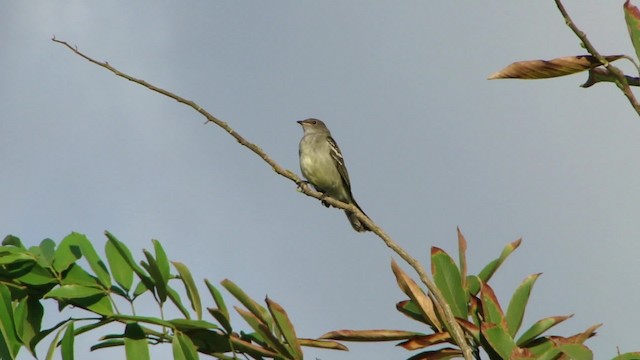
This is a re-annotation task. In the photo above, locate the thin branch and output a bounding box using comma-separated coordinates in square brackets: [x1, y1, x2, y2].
[554, 0, 640, 116]
[51, 37, 473, 360]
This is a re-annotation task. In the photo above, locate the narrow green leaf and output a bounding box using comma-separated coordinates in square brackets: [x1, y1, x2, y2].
[111, 314, 174, 328]
[205, 279, 231, 332]
[132, 280, 151, 299]
[205, 279, 229, 320]
[207, 308, 232, 334]
[466, 275, 481, 296]
[152, 240, 170, 286]
[480, 283, 507, 329]
[142, 251, 167, 303]
[516, 315, 572, 347]
[45, 324, 69, 360]
[221, 279, 272, 326]
[482, 324, 516, 360]
[167, 287, 191, 319]
[0, 283, 20, 359]
[169, 319, 219, 331]
[61, 321, 74, 360]
[172, 262, 202, 320]
[430, 247, 467, 318]
[74, 318, 114, 337]
[506, 273, 541, 337]
[90, 339, 125, 351]
[235, 307, 291, 358]
[172, 332, 199, 360]
[477, 239, 522, 285]
[124, 322, 150, 360]
[105, 240, 134, 292]
[266, 297, 302, 359]
[625, 0, 640, 62]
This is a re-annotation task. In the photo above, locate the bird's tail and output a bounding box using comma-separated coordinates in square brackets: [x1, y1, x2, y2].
[345, 200, 371, 232]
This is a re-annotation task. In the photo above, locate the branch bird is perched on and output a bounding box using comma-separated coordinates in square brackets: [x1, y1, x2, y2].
[297, 118, 371, 232]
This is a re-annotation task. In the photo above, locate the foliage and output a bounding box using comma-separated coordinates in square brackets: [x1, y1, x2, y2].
[320, 229, 640, 360]
[0, 232, 344, 360]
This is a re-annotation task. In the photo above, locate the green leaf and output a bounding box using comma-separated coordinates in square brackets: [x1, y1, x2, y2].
[266, 297, 302, 359]
[205, 279, 231, 333]
[111, 314, 173, 328]
[476, 239, 521, 290]
[61, 264, 102, 287]
[506, 273, 540, 337]
[2, 235, 25, 249]
[52, 234, 83, 273]
[54, 233, 111, 289]
[612, 352, 640, 360]
[152, 240, 170, 287]
[172, 332, 199, 360]
[105, 240, 134, 292]
[625, 0, 640, 62]
[61, 321, 74, 360]
[168, 319, 219, 331]
[0, 283, 19, 359]
[222, 279, 272, 326]
[172, 262, 202, 320]
[45, 323, 69, 360]
[480, 283, 506, 329]
[430, 247, 467, 318]
[45, 285, 104, 300]
[167, 286, 192, 319]
[124, 322, 150, 360]
[105, 231, 154, 291]
[235, 307, 292, 358]
[482, 324, 516, 360]
[142, 250, 168, 303]
[14, 297, 43, 355]
[90, 339, 125, 351]
[38, 239, 57, 268]
[557, 343, 592, 360]
[516, 315, 572, 347]
[466, 275, 481, 296]
[16, 263, 55, 286]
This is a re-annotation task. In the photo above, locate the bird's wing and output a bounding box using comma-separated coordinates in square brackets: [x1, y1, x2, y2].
[327, 136, 352, 193]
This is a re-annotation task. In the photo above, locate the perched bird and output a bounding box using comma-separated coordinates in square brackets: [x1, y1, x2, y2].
[297, 118, 370, 232]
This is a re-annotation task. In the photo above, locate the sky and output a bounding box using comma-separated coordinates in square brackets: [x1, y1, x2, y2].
[1, 1, 639, 359]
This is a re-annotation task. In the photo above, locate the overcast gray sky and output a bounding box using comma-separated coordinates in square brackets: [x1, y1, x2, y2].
[2, 1, 639, 359]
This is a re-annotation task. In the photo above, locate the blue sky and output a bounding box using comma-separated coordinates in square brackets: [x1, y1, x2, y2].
[2, 1, 639, 359]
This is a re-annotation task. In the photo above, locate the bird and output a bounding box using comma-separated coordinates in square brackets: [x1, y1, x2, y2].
[297, 118, 371, 232]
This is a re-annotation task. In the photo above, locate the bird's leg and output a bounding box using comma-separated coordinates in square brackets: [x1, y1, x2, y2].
[296, 180, 310, 191]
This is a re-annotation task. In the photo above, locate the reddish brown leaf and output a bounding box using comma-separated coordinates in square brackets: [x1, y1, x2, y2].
[397, 332, 451, 350]
[488, 55, 624, 80]
[405, 347, 462, 360]
[320, 329, 423, 342]
[391, 259, 442, 331]
[298, 338, 348, 351]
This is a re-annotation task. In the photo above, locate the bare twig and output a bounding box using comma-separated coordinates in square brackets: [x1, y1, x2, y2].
[554, 0, 640, 116]
[51, 37, 473, 360]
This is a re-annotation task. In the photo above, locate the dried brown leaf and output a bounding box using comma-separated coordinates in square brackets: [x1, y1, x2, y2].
[488, 55, 624, 80]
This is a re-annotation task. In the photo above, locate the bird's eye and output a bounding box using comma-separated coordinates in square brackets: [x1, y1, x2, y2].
[310, 120, 317, 125]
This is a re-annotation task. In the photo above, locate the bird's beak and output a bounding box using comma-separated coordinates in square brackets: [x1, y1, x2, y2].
[296, 120, 304, 125]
